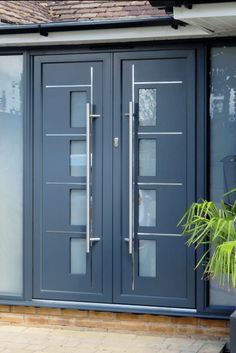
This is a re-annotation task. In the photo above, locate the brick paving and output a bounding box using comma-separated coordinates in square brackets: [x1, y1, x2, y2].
[0, 325, 226, 353]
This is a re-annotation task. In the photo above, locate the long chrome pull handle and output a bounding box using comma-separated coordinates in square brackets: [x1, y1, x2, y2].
[86, 103, 91, 253]
[128, 101, 134, 255]
[86, 103, 101, 253]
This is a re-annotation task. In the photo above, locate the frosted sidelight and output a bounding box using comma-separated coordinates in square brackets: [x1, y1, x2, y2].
[70, 238, 86, 274]
[0, 55, 23, 295]
[70, 189, 86, 226]
[139, 240, 156, 277]
[71, 92, 87, 128]
[210, 47, 236, 306]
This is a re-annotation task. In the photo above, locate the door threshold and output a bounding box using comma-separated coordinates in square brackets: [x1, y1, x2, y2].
[32, 299, 197, 316]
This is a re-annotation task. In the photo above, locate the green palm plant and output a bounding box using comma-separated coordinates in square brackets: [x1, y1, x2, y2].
[178, 188, 236, 288]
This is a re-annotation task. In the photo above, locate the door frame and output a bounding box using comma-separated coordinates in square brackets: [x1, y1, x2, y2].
[0, 44, 219, 318]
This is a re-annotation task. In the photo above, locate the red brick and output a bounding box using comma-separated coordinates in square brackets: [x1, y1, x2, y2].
[36, 307, 62, 316]
[0, 306, 11, 313]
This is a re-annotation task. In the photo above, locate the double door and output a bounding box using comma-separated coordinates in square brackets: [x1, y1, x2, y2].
[33, 51, 196, 308]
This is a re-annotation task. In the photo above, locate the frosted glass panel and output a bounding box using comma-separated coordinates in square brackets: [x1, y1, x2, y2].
[70, 189, 86, 225]
[139, 139, 156, 176]
[0, 55, 23, 295]
[210, 47, 236, 306]
[210, 277, 236, 306]
[139, 190, 156, 227]
[70, 141, 86, 177]
[70, 238, 86, 274]
[139, 89, 156, 126]
[139, 240, 156, 277]
[210, 47, 236, 203]
[71, 92, 87, 128]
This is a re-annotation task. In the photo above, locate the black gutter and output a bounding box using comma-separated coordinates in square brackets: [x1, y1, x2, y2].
[0, 16, 184, 36]
[150, 0, 236, 6]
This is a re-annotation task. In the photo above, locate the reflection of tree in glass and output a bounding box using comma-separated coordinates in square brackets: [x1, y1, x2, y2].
[139, 89, 156, 126]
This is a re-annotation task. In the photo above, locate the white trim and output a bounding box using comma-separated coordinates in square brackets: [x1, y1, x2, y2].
[0, 25, 210, 47]
[174, 2, 236, 20]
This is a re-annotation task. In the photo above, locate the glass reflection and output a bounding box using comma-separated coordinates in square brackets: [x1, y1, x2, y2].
[0, 55, 23, 295]
[139, 88, 156, 126]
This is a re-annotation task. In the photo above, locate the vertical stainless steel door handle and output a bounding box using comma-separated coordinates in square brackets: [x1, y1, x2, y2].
[86, 103, 91, 253]
[86, 103, 101, 253]
[128, 101, 134, 255]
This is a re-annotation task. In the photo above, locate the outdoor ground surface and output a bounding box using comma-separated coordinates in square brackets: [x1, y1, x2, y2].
[0, 325, 226, 353]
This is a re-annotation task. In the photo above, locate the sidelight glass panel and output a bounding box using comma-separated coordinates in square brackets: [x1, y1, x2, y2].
[70, 141, 86, 177]
[70, 238, 86, 274]
[71, 91, 87, 128]
[139, 240, 156, 277]
[139, 139, 156, 176]
[0, 55, 23, 296]
[70, 189, 86, 226]
[210, 47, 236, 306]
[139, 88, 156, 126]
[139, 190, 156, 227]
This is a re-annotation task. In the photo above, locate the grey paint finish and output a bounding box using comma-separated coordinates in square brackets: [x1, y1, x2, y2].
[113, 51, 196, 308]
[33, 50, 196, 308]
[33, 54, 112, 302]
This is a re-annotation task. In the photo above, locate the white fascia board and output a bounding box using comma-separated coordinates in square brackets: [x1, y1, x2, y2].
[0, 25, 209, 47]
[174, 2, 236, 19]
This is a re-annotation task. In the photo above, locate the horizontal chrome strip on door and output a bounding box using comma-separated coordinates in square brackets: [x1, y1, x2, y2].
[46, 182, 86, 185]
[46, 84, 91, 88]
[137, 132, 183, 135]
[137, 182, 183, 186]
[138, 233, 182, 237]
[45, 134, 86, 137]
[134, 81, 183, 85]
[46, 230, 86, 234]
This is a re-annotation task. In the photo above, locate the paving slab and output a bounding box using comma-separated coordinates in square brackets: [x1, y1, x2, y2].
[0, 325, 226, 353]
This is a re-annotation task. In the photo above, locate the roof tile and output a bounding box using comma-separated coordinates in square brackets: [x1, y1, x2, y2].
[0, 0, 165, 25]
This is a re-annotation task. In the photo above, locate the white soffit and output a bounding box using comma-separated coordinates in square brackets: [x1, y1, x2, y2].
[0, 25, 209, 47]
[174, 2, 236, 35]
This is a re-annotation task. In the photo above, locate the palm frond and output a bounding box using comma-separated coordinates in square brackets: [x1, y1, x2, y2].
[178, 191, 236, 288]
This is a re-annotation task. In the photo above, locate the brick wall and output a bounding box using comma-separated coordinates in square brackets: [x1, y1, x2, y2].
[0, 305, 229, 339]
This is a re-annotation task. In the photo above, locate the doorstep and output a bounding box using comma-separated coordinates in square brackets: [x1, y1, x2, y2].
[0, 325, 227, 353]
[0, 305, 230, 341]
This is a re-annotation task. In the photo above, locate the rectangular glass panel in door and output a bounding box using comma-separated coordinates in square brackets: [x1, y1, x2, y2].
[114, 52, 195, 308]
[139, 139, 156, 176]
[70, 140, 86, 177]
[71, 91, 87, 128]
[33, 55, 112, 302]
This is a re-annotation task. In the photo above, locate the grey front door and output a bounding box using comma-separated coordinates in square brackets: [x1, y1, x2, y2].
[33, 50, 196, 308]
[33, 54, 112, 302]
[113, 51, 196, 308]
